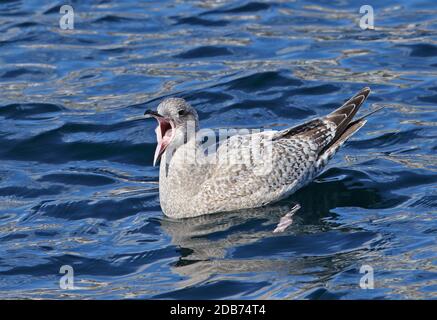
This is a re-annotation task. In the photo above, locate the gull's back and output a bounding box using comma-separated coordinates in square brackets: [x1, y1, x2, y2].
[185, 87, 372, 217]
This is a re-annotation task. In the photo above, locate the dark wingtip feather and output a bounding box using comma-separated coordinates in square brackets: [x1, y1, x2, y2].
[325, 87, 371, 138]
[276, 87, 373, 155]
[317, 87, 371, 157]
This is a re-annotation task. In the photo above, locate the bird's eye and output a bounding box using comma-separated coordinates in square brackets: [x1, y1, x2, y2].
[178, 110, 186, 116]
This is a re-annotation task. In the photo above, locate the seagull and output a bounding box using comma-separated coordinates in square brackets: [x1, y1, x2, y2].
[144, 87, 373, 219]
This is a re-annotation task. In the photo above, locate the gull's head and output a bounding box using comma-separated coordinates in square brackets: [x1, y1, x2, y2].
[144, 97, 198, 166]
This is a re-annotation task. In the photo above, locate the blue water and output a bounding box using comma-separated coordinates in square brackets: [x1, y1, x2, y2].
[0, 0, 436, 299]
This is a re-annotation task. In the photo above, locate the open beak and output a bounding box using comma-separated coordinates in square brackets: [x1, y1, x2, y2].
[144, 110, 175, 166]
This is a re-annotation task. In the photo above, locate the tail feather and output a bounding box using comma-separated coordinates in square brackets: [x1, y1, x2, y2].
[317, 119, 367, 168]
[322, 104, 385, 157]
